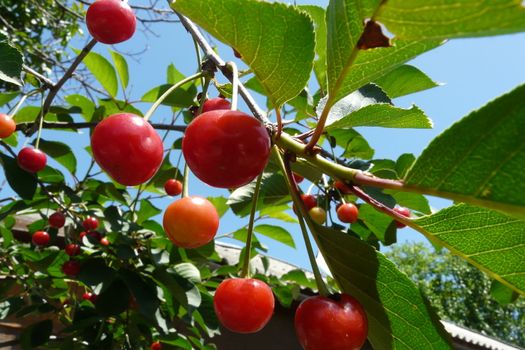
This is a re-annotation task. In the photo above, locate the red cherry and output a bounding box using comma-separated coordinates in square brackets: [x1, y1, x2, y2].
[337, 203, 359, 224]
[292, 172, 304, 184]
[309, 207, 327, 225]
[86, 0, 136, 44]
[163, 196, 219, 249]
[334, 180, 352, 194]
[62, 260, 81, 276]
[82, 292, 97, 303]
[201, 97, 231, 114]
[164, 179, 183, 196]
[214, 278, 274, 334]
[17, 147, 47, 173]
[393, 206, 411, 228]
[91, 113, 163, 186]
[301, 194, 317, 211]
[0, 113, 16, 139]
[150, 341, 162, 350]
[182, 110, 270, 188]
[100, 237, 110, 246]
[295, 294, 368, 350]
[48, 212, 66, 228]
[65, 243, 81, 256]
[82, 216, 99, 230]
[32, 231, 50, 246]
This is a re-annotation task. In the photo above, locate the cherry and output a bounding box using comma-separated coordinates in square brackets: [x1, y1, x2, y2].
[82, 216, 99, 230]
[393, 206, 411, 228]
[334, 180, 352, 194]
[182, 110, 271, 188]
[300, 194, 317, 211]
[80, 231, 102, 242]
[201, 97, 231, 114]
[17, 147, 47, 173]
[100, 237, 110, 246]
[164, 179, 183, 196]
[32, 231, 50, 246]
[65, 243, 81, 256]
[150, 341, 162, 350]
[48, 211, 66, 229]
[292, 172, 304, 184]
[62, 260, 81, 276]
[0, 113, 16, 139]
[214, 278, 274, 334]
[91, 113, 163, 186]
[82, 292, 97, 303]
[309, 207, 326, 225]
[295, 294, 368, 350]
[163, 196, 219, 249]
[86, 0, 136, 44]
[337, 203, 359, 224]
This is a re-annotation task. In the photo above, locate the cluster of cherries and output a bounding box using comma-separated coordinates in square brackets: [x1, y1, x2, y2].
[0, 1, 417, 348]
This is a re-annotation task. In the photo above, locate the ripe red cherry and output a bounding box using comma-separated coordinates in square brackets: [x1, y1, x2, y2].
[82, 216, 99, 230]
[393, 206, 411, 228]
[86, 0, 136, 44]
[65, 243, 81, 256]
[301, 194, 317, 211]
[82, 292, 97, 303]
[48, 212, 66, 228]
[91, 113, 163, 186]
[150, 341, 162, 350]
[309, 207, 327, 225]
[163, 196, 219, 249]
[337, 203, 359, 224]
[32, 231, 50, 246]
[214, 278, 274, 334]
[292, 172, 304, 184]
[334, 180, 352, 194]
[100, 237, 110, 246]
[62, 260, 81, 276]
[295, 294, 368, 350]
[182, 110, 271, 188]
[201, 97, 231, 114]
[0, 113, 16, 139]
[164, 179, 183, 196]
[17, 147, 47, 173]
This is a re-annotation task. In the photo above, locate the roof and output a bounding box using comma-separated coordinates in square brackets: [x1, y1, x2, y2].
[441, 321, 523, 350]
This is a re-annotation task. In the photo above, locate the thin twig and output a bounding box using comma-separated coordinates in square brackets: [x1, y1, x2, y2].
[16, 121, 187, 132]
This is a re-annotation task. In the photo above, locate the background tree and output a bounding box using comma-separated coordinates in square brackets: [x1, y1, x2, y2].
[385, 243, 525, 347]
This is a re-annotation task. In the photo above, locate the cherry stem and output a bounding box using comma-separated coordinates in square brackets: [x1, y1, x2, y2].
[144, 72, 205, 122]
[8, 93, 29, 118]
[240, 173, 263, 278]
[197, 77, 211, 116]
[182, 164, 190, 198]
[35, 94, 45, 149]
[273, 146, 330, 296]
[227, 61, 239, 111]
[275, 108, 283, 139]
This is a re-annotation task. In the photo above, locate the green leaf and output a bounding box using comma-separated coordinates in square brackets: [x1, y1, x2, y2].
[141, 83, 197, 108]
[36, 139, 77, 174]
[95, 278, 130, 316]
[65, 94, 95, 121]
[413, 204, 525, 296]
[405, 85, 525, 219]
[12, 106, 40, 123]
[110, 50, 129, 90]
[334, 39, 442, 104]
[0, 154, 37, 200]
[167, 63, 185, 84]
[119, 269, 159, 321]
[386, 191, 432, 215]
[172, 0, 315, 107]
[377, 1, 525, 40]
[358, 204, 396, 242]
[75, 49, 118, 97]
[0, 40, 23, 86]
[300, 5, 327, 93]
[136, 199, 161, 225]
[326, 0, 382, 101]
[490, 280, 519, 306]
[260, 204, 297, 223]
[173, 263, 201, 284]
[312, 224, 453, 349]
[374, 65, 439, 98]
[0, 91, 20, 106]
[328, 128, 375, 159]
[207, 196, 229, 218]
[254, 224, 295, 248]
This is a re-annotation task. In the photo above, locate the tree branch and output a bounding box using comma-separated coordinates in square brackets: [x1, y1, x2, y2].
[16, 121, 187, 132]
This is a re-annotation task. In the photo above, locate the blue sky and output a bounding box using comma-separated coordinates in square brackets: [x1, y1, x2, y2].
[2, 0, 525, 269]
